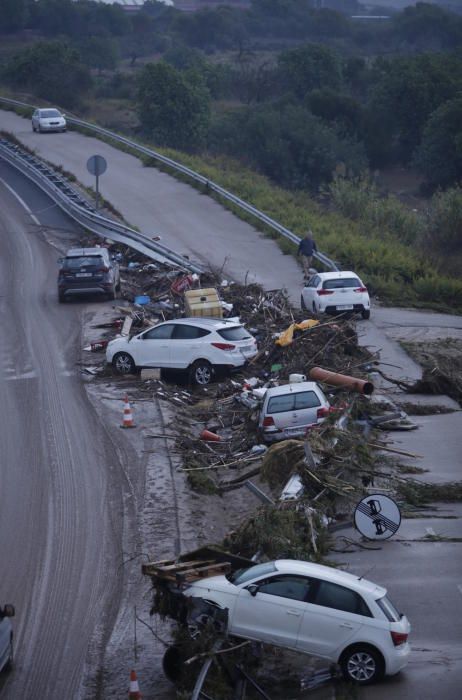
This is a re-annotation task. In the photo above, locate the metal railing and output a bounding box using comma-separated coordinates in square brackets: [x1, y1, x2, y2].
[0, 95, 338, 271]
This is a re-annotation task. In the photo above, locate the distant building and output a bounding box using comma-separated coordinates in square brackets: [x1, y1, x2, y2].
[173, 0, 250, 10]
[79, 0, 173, 10]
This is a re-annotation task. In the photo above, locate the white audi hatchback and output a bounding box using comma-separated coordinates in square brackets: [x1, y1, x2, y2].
[301, 271, 371, 319]
[106, 317, 258, 385]
[185, 560, 410, 685]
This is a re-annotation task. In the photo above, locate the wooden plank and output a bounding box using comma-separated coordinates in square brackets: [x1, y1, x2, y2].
[158, 559, 215, 573]
[176, 562, 231, 583]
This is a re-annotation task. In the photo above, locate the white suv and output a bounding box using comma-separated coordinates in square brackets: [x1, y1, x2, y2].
[106, 317, 258, 385]
[301, 271, 371, 319]
[184, 560, 410, 685]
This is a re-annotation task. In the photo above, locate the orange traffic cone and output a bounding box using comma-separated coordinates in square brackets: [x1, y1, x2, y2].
[121, 395, 136, 429]
[128, 669, 142, 698]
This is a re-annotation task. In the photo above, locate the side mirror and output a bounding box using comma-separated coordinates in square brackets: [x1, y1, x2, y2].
[246, 584, 259, 597]
[1, 604, 15, 617]
[57, 257, 64, 265]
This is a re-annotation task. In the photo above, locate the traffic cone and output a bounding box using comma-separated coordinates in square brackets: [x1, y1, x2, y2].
[200, 429, 221, 442]
[128, 669, 142, 698]
[121, 395, 136, 428]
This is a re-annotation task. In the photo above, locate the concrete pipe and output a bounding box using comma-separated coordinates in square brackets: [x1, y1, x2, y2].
[309, 367, 374, 395]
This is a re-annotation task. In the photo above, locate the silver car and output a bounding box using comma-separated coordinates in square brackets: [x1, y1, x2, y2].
[0, 605, 15, 673]
[32, 108, 67, 133]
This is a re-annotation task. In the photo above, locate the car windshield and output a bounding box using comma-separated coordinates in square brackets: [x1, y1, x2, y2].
[376, 595, 401, 622]
[63, 256, 103, 269]
[323, 277, 361, 290]
[227, 562, 277, 585]
[218, 326, 250, 341]
[40, 109, 61, 118]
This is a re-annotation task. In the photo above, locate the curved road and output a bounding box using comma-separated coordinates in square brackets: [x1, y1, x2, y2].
[0, 162, 127, 699]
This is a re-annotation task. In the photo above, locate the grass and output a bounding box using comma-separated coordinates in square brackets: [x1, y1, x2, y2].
[1, 90, 462, 312]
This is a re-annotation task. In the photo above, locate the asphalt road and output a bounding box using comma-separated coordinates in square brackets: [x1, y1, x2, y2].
[1, 108, 461, 699]
[0, 162, 127, 699]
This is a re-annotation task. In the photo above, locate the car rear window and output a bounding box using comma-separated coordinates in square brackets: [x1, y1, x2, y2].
[376, 595, 401, 622]
[218, 326, 250, 341]
[267, 391, 321, 415]
[63, 256, 103, 269]
[323, 278, 361, 290]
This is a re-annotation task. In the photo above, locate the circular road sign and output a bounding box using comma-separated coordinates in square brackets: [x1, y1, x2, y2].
[86, 154, 107, 177]
[354, 493, 401, 541]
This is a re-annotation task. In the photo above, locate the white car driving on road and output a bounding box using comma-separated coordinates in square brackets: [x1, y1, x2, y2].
[185, 560, 410, 685]
[32, 108, 67, 133]
[106, 317, 258, 385]
[301, 271, 371, 319]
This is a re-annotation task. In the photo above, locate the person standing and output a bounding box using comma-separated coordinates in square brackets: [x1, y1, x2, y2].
[297, 230, 317, 277]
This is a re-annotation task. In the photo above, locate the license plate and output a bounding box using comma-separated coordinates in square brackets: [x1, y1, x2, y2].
[76, 273, 92, 277]
[283, 427, 303, 435]
[337, 305, 353, 310]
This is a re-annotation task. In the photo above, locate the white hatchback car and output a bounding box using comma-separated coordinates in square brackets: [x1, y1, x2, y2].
[0, 605, 15, 674]
[106, 317, 258, 385]
[258, 381, 330, 443]
[32, 108, 67, 133]
[301, 271, 371, 319]
[185, 560, 410, 685]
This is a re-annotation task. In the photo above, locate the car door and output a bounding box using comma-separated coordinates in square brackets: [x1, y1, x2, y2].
[168, 324, 211, 369]
[131, 324, 174, 367]
[302, 275, 319, 308]
[230, 575, 312, 649]
[297, 579, 367, 658]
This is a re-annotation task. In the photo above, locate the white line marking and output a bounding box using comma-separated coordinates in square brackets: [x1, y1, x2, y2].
[0, 176, 41, 225]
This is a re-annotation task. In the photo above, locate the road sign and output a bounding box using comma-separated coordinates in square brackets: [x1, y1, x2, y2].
[86, 154, 107, 176]
[354, 493, 401, 540]
[86, 155, 107, 210]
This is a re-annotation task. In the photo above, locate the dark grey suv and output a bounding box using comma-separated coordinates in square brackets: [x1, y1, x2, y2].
[58, 247, 120, 302]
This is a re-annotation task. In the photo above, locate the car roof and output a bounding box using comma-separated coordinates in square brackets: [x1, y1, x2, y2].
[65, 248, 108, 257]
[313, 271, 361, 280]
[157, 317, 243, 329]
[274, 559, 386, 597]
[264, 381, 322, 397]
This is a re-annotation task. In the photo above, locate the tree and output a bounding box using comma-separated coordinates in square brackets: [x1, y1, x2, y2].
[0, 0, 27, 32]
[427, 186, 462, 253]
[414, 97, 462, 189]
[137, 61, 210, 151]
[278, 44, 342, 99]
[306, 89, 364, 139]
[4, 41, 92, 108]
[78, 37, 119, 72]
[392, 2, 462, 50]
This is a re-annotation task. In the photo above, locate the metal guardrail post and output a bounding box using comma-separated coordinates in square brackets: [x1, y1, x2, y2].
[0, 95, 339, 272]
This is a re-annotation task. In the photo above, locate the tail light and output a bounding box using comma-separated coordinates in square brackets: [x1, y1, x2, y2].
[97, 266, 110, 273]
[354, 287, 368, 293]
[317, 289, 334, 296]
[390, 631, 408, 646]
[317, 407, 330, 419]
[262, 416, 275, 427]
[211, 342, 236, 351]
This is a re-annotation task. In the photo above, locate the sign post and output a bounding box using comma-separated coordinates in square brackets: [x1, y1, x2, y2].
[354, 493, 401, 540]
[86, 155, 107, 211]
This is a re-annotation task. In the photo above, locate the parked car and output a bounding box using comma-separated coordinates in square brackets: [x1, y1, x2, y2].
[32, 108, 66, 133]
[301, 271, 371, 319]
[57, 247, 120, 302]
[184, 560, 410, 685]
[258, 381, 330, 443]
[0, 605, 15, 674]
[106, 317, 258, 385]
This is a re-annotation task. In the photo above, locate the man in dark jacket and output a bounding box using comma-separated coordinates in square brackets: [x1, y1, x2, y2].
[297, 230, 317, 277]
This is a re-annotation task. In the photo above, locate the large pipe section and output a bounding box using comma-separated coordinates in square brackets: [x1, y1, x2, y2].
[309, 367, 374, 395]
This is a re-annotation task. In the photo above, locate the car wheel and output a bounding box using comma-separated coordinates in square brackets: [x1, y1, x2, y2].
[190, 360, 213, 386]
[361, 309, 371, 320]
[107, 285, 117, 301]
[112, 352, 136, 375]
[58, 293, 66, 303]
[340, 645, 384, 685]
[32, 124, 36, 132]
[301, 295, 307, 310]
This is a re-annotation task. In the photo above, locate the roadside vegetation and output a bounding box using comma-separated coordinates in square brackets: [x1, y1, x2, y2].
[1, 0, 462, 312]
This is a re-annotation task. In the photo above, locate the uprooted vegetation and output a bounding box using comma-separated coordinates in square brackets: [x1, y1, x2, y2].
[400, 339, 462, 406]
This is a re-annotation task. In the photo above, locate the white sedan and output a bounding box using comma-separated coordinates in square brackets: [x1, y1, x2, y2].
[301, 271, 371, 319]
[32, 108, 67, 133]
[185, 559, 410, 685]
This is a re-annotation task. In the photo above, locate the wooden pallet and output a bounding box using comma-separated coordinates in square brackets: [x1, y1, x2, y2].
[142, 558, 231, 584]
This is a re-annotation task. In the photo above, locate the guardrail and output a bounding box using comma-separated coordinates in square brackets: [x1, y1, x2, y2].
[0, 95, 338, 272]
